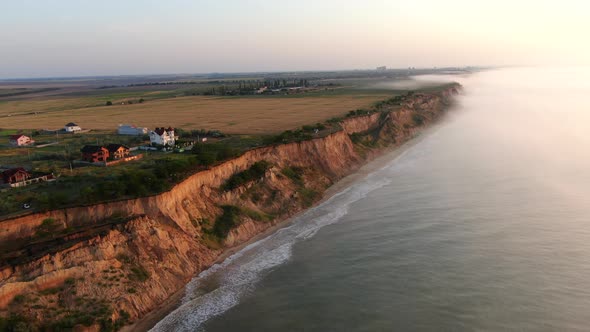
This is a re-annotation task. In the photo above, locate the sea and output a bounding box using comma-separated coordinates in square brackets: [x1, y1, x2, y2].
[152, 67, 590, 331]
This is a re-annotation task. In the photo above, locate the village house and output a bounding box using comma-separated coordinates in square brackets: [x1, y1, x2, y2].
[1, 168, 55, 188]
[106, 144, 130, 159]
[8, 134, 35, 147]
[1, 168, 31, 184]
[80, 145, 109, 162]
[255, 86, 268, 94]
[149, 127, 176, 146]
[64, 122, 82, 132]
[118, 124, 148, 136]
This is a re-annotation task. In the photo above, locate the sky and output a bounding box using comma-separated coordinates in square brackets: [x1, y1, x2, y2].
[1, 0, 590, 78]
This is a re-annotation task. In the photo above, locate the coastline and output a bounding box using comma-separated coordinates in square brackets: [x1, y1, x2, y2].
[0, 86, 460, 330]
[127, 126, 437, 332]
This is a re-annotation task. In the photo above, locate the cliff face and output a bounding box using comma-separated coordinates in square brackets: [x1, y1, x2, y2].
[340, 112, 381, 134]
[0, 130, 359, 245]
[0, 86, 459, 330]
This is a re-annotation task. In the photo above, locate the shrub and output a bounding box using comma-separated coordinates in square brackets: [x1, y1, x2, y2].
[222, 161, 270, 191]
[349, 133, 363, 144]
[412, 113, 425, 125]
[192, 142, 238, 166]
[213, 205, 242, 238]
[35, 218, 62, 239]
[116, 254, 132, 264]
[11, 294, 27, 305]
[241, 207, 273, 222]
[298, 188, 319, 207]
[263, 129, 312, 145]
[281, 166, 304, 185]
[129, 266, 150, 282]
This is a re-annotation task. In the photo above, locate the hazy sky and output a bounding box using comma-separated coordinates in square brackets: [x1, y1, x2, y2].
[1, 0, 589, 78]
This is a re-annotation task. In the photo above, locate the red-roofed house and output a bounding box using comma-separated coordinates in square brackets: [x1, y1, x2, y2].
[2, 168, 31, 184]
[9, 134, 35, 147]
[80, 145, 110, 162]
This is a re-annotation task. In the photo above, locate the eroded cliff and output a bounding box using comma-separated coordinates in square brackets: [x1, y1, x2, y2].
[0, 85, 459, 330]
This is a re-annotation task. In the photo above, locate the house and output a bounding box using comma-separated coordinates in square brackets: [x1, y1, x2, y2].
[2, 168, 31, 184]
[255, 86, 268, 94]
[118, 124, 148, 136]
[106, 144, 130, 159]
[80, 145, 109, 162]
[149, 127, 175, 146]
[8, 134, 35, 147]
[64, 122, 82, 132]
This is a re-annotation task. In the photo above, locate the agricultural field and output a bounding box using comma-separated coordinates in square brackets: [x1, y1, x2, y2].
[0, 69, 460, 134]
[0, 94, 388, 134]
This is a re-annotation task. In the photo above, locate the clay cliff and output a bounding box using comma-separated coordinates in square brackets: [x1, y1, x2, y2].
[0, 85, 459, 330]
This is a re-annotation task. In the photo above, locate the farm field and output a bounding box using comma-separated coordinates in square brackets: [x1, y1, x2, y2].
[0, 94, 389, 134]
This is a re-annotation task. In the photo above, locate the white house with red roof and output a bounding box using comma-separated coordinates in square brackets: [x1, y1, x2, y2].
[9, 134, 35, 147]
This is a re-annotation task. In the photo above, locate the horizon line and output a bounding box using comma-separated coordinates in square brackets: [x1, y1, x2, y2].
[0, 66, 487, 82]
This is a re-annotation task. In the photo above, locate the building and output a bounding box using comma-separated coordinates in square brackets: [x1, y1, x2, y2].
[8, 134, 35, 147]
[64, 122, 82, 132]
[80, 145, 109, 162]
[106, 144, 130, 159]
[255, 86, 268, 94]
[1, 168, 31, 184]
[376, 66, 387, 71]
[149, 127, 175, 146]
[118, 124, 148, 136]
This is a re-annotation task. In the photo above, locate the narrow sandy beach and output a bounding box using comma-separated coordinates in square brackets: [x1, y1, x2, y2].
[125, 128, 435, 332]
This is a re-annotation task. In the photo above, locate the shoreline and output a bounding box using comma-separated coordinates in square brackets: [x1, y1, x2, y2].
[127, 127, 436, 332]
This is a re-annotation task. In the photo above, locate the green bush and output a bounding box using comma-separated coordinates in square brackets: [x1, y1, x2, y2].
[129, 266, 150, 282]
[213, 205, 241, 238]
[192, 142, 238, 166]
[412, 113, 425, 125]
[241, 207, 273, 222]
[0, 314, 35, 332]
[222, 161, 271, 191]
[349, 133, 363, 144]
[281, 166, 304, 185]
[11, 294, 27, 306]
[35, 218, 62, 239]
[263, 129, 313, 145]
[298, 188, 319, 207]
[116, 254, 132, 264]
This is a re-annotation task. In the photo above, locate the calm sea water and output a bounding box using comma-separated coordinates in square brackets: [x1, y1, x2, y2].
[153, 68, 590, 331]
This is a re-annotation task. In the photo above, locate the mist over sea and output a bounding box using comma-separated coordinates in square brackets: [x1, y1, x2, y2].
[153, 67, 590, 331]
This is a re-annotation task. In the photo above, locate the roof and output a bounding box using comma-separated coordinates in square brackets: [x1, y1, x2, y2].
[106, 144, 129, 153]
[65, 122, 78, 127]
[80, 145, 107, 153]
[153, 127, 174, 136]
[9, 134, 25, 140]
[2, 167, 30, 177]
